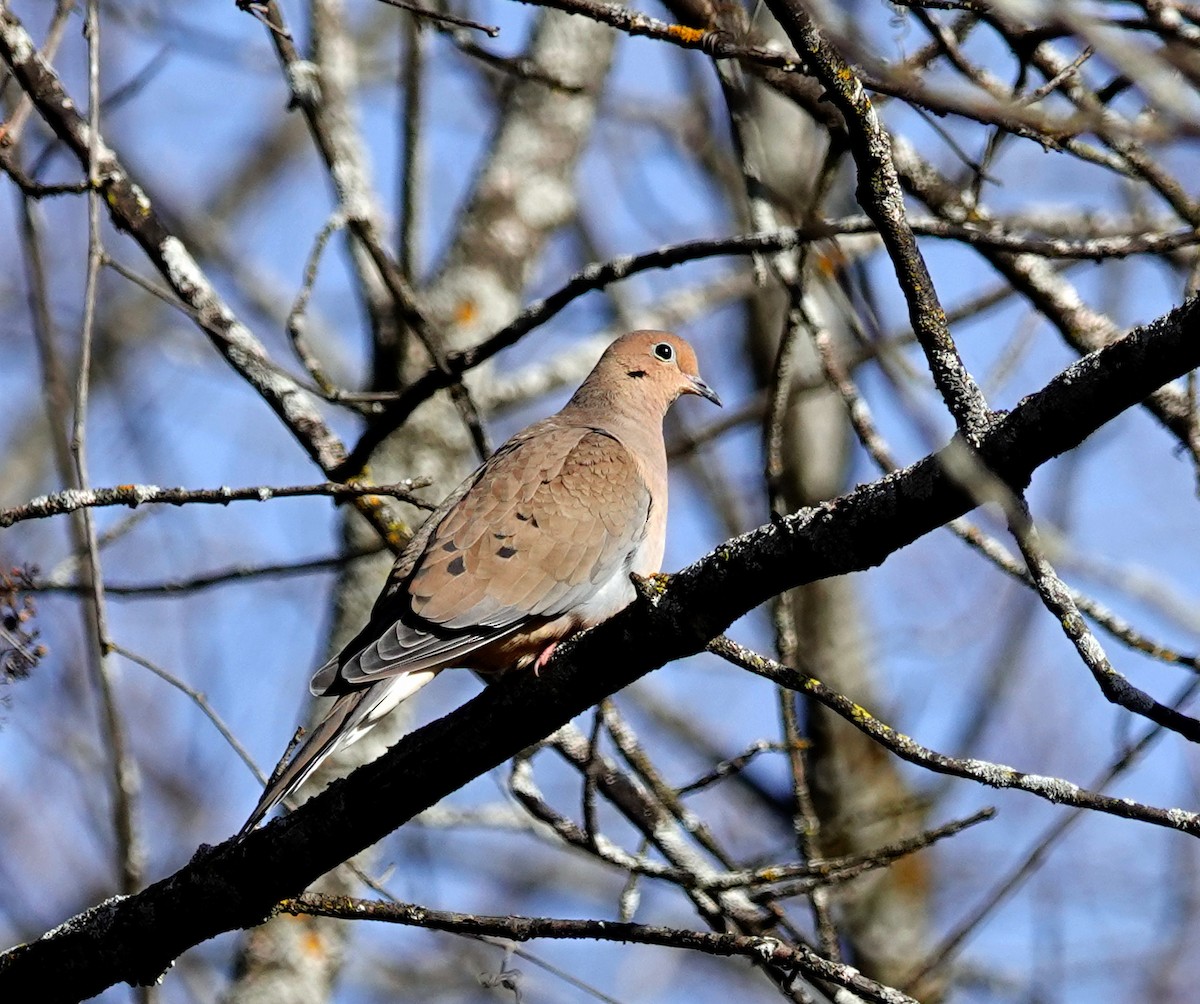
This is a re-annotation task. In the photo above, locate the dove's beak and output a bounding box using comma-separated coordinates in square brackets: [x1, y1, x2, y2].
[687, 374, 722, 407]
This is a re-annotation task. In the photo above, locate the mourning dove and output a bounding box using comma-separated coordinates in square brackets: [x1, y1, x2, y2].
[239, 330, 720, 834]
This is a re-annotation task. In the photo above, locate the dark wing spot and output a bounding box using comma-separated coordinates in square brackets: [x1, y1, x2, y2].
[496, 546, 517, 559]
[626, 369, 647, 379]
[442, 540, 458, 552]
[515, 512, 530, 521]
[493, 531, 510, 540]
[447, 555, 466, 576]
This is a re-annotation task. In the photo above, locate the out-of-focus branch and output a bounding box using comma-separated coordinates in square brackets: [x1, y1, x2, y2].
[0, 7, 414, 550]
[71, 0, 143, 900]
[31, 547, 383, 598]
[0, 10, 343, 470]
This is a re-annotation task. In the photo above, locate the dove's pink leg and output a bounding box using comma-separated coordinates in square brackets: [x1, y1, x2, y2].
[533, 642, 559, 676]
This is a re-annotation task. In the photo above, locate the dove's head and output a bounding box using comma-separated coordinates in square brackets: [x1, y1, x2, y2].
[578, 331, 721, 416]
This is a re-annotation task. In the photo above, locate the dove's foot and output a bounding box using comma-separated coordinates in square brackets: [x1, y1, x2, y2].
[533, 642, 559, 676]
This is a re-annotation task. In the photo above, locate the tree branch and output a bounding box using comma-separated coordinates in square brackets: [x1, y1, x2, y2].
[0, 479, 433, 529]
[1, 290, 1197, 1001]
[280, 894, 919, 1004]
[764, 0, 990, 439]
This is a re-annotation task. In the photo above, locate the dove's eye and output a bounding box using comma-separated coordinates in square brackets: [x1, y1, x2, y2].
[653, 342, 674, 362]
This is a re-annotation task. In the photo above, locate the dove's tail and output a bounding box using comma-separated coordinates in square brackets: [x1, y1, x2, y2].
[237, 669, 440, 838]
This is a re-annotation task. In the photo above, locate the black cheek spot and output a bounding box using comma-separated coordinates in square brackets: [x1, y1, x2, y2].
[447, 556, 466, 576]
[496, 546, 517, 559]
[626, 369, 647, 379]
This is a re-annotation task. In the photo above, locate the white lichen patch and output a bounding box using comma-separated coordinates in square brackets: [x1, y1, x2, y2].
[160, 237, 218, 312]
[754, 937, 783, 960]
[128, 183, 152, 214]
[1020, 773, 1080, 801]
[488, 216, 531, 258]
[50, 489, 93, 510]
[71, 121, 118, 166]
[329, 155, 374, 224]
[585, 255, 632, 282]
[39, 894, 128, 941]
[959, 758, 1017, 786]
[515, 175, 574, 232]
[3, 21, 37, 64]
[1166, 807, 1197, 829]
[286, 59, 321, 105]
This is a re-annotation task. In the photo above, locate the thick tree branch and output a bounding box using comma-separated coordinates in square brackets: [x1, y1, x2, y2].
[1, 291, 1197, 1001]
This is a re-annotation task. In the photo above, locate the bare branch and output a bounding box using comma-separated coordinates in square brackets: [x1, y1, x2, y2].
[281, 893, 919, 1004]
[0, 479, 434, 529]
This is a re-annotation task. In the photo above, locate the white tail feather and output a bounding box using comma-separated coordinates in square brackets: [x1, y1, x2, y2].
[237, 669, 440, 837]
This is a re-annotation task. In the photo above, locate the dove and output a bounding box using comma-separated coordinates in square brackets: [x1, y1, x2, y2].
[239, 330, 720, 835]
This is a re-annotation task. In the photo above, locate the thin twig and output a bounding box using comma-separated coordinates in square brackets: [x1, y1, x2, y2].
[675, 739, 786, 796]
[374, 0, 500, 37]
[281, 893, 919, 1004]
[110, 644, 266, 785]
[765, 0, 991, 440]
[286, 211, 346, 395]
[906, 673, 1200, 990]
[1, 479, 434, 528]
[512, 0, 806, 71]
[1007, 502, 1200, 742]
[710, 635, 1200, 837]
[74, 0, 142, 900]
[31, 547, 384, 598]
